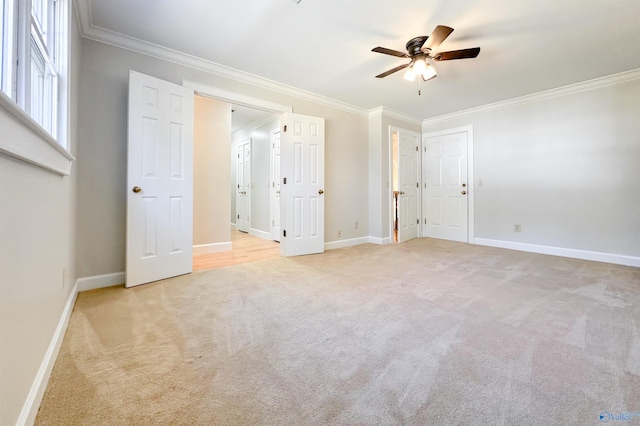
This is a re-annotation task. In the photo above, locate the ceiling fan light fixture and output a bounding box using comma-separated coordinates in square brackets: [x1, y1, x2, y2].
[403, 68, 416, 81]
[413, 57, 428, 75]
[421, 64, 437, 80]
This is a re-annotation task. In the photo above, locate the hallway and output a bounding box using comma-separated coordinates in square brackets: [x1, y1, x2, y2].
[193, 230, 280, 271]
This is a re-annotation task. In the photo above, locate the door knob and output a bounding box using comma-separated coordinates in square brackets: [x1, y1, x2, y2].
[132, 186, 142, 193]
[318, 189, 324, 195]
[462, 183, 467, 188]
[461, 191, 467, 195]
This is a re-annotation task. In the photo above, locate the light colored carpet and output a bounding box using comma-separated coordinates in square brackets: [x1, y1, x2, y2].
[36, 239, 640, 425]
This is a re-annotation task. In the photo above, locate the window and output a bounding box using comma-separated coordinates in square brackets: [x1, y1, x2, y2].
[0, 0, 68, 146]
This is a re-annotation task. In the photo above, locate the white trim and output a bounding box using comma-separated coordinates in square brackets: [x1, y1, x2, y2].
[474, 238, 640, 268]
[369, 106, 422, 126]
[185, 80, 292, 115]
[423, 68, 640, 125]
[0, 90, 74, 175]
[193, 242, 232, 255]
[76, 272, 125, 292]
[325, 236, 370, 251]
[368, 236, 391, 245]
[74, 3, 368, 118]
[16, 281, 78, 426]
[249, 228, 273, 241]
[422, 125, 474, 243]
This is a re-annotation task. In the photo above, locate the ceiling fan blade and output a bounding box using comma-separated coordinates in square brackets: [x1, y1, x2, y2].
[375, 63, 409, 78]
[372, 47, 410, 58]
[434, 47, 481, 61]
[423, 25, 454, 50]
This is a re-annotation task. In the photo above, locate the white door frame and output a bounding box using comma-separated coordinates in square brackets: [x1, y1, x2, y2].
[388, 126, 422, 243]
[421, 125, 475, 243]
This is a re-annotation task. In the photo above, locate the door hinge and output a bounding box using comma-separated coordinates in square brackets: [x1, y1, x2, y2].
[283, 230, 286, 237]
[416, 146, 419, 151]
[272, 220, 274, 227]
[417, 219, 419, 224]
[237, 214, 240, 219]
[283, 177, 287, 184]
[416, 182, 419, 188]
[284, 125, 287, 132]
[424, 218, 427, 224]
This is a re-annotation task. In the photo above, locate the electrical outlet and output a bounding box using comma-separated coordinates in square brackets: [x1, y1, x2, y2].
[514, 224, 521, 232]
[354, 221, 358, 229]
[337, 230, 342, 238]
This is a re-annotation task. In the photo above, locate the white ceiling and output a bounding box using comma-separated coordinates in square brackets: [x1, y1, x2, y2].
[79, 0, 640, 120]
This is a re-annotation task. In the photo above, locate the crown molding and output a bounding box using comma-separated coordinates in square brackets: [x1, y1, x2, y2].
[368, 106, 422, 126]
[75, 1, 368, 118]
[423, 68, 640, 126]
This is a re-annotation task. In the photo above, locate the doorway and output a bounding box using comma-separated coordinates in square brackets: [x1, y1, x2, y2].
[390, 126, 420, 243]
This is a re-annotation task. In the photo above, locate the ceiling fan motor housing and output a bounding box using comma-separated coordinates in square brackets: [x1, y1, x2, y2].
[406, 36, 429, 56]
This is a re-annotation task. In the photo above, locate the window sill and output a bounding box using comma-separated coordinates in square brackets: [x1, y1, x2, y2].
[0, 91, 74, 176]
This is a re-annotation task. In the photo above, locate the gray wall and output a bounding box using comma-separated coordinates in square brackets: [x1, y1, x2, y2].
[423, 78, 640, 258]
[0, 15, 80, 425]
[77, 38, 370, 279]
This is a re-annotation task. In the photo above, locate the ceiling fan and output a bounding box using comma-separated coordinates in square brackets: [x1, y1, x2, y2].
[372, 25, 480, 93]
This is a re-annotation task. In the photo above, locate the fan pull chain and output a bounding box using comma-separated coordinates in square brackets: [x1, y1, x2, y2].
[418, 77, 422, 96]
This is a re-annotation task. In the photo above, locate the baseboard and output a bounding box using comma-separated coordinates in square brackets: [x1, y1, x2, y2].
[474, 238, 640, 267]
[17, 281, 78, 426]
[230, 222, 237, 231]
[193, 242, 232, 255]
[325, 236, 370, 251]
[368, 236, 391, 245]
[76, 272, 125, 292]
[249, 228, 273, 241]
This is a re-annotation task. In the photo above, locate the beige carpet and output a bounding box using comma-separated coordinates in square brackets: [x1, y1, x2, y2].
[36, 239, 640, 425]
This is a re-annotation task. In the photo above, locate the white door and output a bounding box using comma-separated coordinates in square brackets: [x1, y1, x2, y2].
[236, 140, 251, 232]
[126, 70, 194, 287]
[271, 129, 281, 242]
[423, 130, 469, 242]
[280, 113, 325, 256]
[397, 129, 420, 243]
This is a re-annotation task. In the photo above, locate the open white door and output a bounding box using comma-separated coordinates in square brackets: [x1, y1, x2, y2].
[236, 140, 251, 232]
[397, 129, 420, 243]
[270, 129, 281, 242]
[280, 113, 325, 257]
[126, 70, 194, 287]
[423, 130, 469, 242]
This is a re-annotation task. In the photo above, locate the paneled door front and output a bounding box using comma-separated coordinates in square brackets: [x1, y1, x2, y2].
[280, 113, 325, 256]
[397, 129, 420, 243]
[236, 140, 251, 232]
[423, 130, 469, 242]
[126, 70, 194, 287]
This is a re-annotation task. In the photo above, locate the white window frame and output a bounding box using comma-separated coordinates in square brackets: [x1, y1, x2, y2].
[0, 0, 73, 175]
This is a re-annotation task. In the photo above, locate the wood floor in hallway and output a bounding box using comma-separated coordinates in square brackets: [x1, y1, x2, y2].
[193, 229, 280, 271]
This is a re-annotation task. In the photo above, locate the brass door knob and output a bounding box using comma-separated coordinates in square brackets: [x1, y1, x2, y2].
[462, 183, 467, 188]
[318, 189, 324, 194]
[132, 186, 142, 193]
[461, 191, 467, 195]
